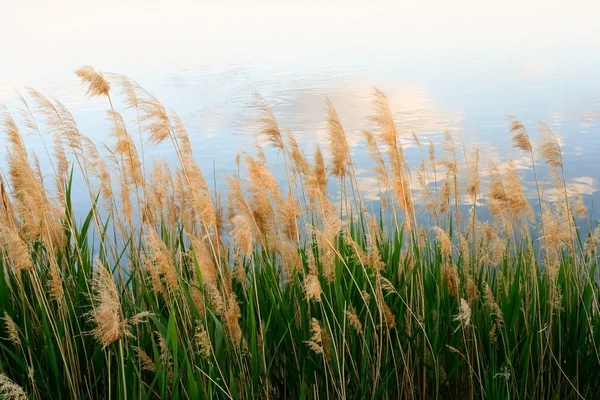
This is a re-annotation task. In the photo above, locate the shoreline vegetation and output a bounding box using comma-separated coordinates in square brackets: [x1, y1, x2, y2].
[0, 66, 598, 399]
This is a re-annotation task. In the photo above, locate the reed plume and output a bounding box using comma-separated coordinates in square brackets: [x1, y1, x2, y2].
[255, 92, 285, 151]
[306, 145, 328, 200]
[134, 347, 156, 373]
[433, 227, 452, 259]
[145, 226, 180, 294]
[286, 129, 310, 175]
[363, 130, 389, 188]
[466, 147, 480, 199]
[325, 98, 350, 178]
[439, 172, 452, 213]
[1, 107, 49, 238]
[346, 306, 363, 334]
[75, 66, 111, 97]
[504, 160, 532, 220]
[371, 88, 398, 149]
[81, 136, 113, 201]
[32, 92, 84, 153]
[48, 257, 64, 303]
[179, 152, 216, 230]
[538, 123, 563, 169]
[194, 321, 212, 358]
[454, 298, 472, 328]
[382, 303, 397, 330]
[205, 283, 226, 317]
[305, 318, 325, 356]
[3, 313, 20, 347]
[189, 234, 217, 286]
[107, 110, 143, 186]
[244, 152, 277, 235]
[508, 116, 532, 153]
[304, 265, 323, 302]
[88, 259, 125, 348]
[417, 157, 436, 214]
[411, 131, 421, 149]
[230, 215, 254, 257]
[371, 89, 414, 226]
[225, 294, 243, 346]
[1, 228, 34, 272]
[139, 92, 172, 145]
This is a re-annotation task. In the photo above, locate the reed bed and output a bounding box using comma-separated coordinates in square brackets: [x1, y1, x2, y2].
[0, 66, 598, 399]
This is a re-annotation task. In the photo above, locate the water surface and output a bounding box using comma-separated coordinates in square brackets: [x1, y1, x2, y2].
[1, 0, 599, 218]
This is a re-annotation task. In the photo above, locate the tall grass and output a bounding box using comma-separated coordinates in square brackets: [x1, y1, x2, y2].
[0, 66, 598, 399]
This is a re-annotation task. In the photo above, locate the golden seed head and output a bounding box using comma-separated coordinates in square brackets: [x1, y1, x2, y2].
[255, 92, 285, 151]
[433, 227, 452, 259]
[225, 295, 242, 346]
[1, 228, 34, 272]
[194, 321, 212, 359]
[507, 116, 532, 153]
[305, 318, 325, 355]
[189, 234, 217, 286]
[442, 262, 460, 296]
[382, 303, 397, 330]
[304, 269, 323, 303]
[75, 65, 111, 97]
[466, 277, 478, 303]
[3, 313, 20, 347]
[454, 298, 472, 328]
[346, 307, 363, 335]
[89, 258, 125, 348]
[134, 347, 156, 373]
[371, 88, 398, 150]
[538, 123, 563, 168]
[325, 98, 351, 178]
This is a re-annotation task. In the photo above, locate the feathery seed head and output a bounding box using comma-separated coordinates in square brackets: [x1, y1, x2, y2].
[507, 116, 532, 153]
[346, 307, 363, 334]
[442, 262, 460, 296]
[538, 123, 563, 168]
[382, 303, 397, 330]
[1, 227, 33, 272]
[189, 234, 217, 286]
[231, 215, 254, 257]
[75, 65, 111, 97]
[89, 258, 125, 348]
[286, 129, 310, 175]
[225, 294, 242, 346]
[433, 227, 452, 259]
[304, 268, 323, 302]
[134, 347, 156, 373]
[371, 88, 398, 149]
[3, 313, 20, 347]
[454, 298, 472, 328]
[305, 318, 325, 355]
[194, 321, 212, 358]
[255, 93, 284, 151]
[325, 98, 350, 178]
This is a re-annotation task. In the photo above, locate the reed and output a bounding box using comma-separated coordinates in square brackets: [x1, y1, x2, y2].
[0, 67, 598, 399]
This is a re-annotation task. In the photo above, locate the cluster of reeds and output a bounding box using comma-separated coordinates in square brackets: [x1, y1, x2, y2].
[0, 66, 598, 399]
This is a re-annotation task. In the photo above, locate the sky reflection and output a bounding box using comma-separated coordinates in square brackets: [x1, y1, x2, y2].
[0, 0, 599, 217]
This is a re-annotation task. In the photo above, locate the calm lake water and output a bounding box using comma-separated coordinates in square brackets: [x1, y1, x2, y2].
[1, 0, 599, 219]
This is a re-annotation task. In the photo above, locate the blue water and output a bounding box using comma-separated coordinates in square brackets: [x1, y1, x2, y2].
[0, 0, 598, 221]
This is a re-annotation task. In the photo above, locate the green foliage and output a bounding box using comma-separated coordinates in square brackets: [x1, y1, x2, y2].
[0, 182, 598, 399]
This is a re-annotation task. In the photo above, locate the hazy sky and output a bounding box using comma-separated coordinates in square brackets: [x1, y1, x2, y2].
[1, 0, 598, 81]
